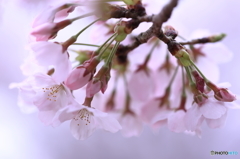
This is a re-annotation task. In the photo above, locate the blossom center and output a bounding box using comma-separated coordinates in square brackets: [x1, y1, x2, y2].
[74, 108, 94, 126]
[42, 84, 64, 102]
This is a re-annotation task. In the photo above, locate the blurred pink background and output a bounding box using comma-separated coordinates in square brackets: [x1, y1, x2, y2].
[0, 0, 240, 158]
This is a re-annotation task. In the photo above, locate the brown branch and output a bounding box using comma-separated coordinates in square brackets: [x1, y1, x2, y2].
[153, 0, 179, 27]
[179, 33, 226, 45]
[115, 0, 180, 62]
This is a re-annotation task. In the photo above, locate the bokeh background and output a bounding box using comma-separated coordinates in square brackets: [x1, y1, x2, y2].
[1, 0, 240, 158]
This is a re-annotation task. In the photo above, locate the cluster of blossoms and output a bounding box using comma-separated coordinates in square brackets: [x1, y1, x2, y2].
[11, 0, 239, 140]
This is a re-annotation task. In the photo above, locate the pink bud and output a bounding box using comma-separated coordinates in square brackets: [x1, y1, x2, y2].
[31, 20, 72, 41]
[65, 66, 92, 90]
[214, 88, 236, 102]
[86, 80, 102, 98]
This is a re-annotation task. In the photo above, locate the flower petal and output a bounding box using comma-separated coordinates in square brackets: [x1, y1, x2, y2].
[200, 99, 227, 119]
[184, 104, 202, 131]
[205, 111, 227, 128]
[168, 110, 186, 133]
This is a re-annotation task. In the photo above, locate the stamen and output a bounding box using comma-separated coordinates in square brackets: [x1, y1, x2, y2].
[42, 84, 64, 102]
[73, 108, 93, 126]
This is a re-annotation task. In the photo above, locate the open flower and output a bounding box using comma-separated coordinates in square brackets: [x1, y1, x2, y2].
[54, 104, 122, 140]
[118, 112, 143, 137]
[26, 41, 72, 82]
[11, 72, 74, 125]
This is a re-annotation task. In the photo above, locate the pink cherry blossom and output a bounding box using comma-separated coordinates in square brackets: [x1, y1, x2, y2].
[184, 95, 237, 132]
[140, 97, 172, 125]
[128, 69, 154, 102]
[53, 104, 122, 140]
[9, 77, 38, 114]
[11, 72, 74, 125]
[33, 73, 74, 125]
[28, 41, 71, 83]
[167, 110, 186, 133]
[119, 112, 143, 137]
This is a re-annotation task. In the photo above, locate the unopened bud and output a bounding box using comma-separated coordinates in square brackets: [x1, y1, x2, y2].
[214, 88, 236, 102]
[164, 25, 178, 39]
[209, 33, 226, 42]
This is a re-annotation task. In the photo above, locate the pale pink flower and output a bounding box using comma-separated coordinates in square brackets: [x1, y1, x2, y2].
[119, 112, 143, 137]
[140, 98, 172, 125]
[54, 104, 122, 140]
[184, 96, 233, 132]
[10, 72, 74, 125]
[28, 41, 71, 83]
[9, 76, 38, 114]
[33, 73, 74, 125]
[128, 69, 154, 102]
[167, 110, 186, 133]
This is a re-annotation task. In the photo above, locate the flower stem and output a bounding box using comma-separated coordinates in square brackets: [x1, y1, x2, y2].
[105, 41, 120, 66]
[181, 66, 186, 96]
[96, 33, 117, 59]
[143, 40, 159, 66]
[166, 65, 179, 89]
[189, 60, 208, 82]
[185, 66, 194, 85]
[70, 12, 95, 21]
[72, 43, 100, 47]
[74, 18, 101, 38]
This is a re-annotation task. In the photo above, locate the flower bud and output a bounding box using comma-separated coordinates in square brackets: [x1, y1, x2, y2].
[209, 33, 226, 42]
[214, 88, 236, 102]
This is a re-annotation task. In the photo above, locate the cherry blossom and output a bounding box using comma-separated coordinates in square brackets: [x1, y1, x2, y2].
[118, 112, 143, 137]
[26, 41, 72, 82]
[11, 72, 74, 125]
[128, 69, 154, 102]
[53, 103, 122, 140]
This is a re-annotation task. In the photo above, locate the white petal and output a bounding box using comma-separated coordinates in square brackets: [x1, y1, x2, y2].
[205, 111, 227, 128]
[120, 113, 143, 137]
[96, 115, 122, 133]
[70, 114, 97, 140]
[184, 104, 202, 131]
[200, 99, 227, 119]
[168, 110, 186, 133]
[30, 42, 71, 82]
[52, 103, 85, 127]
